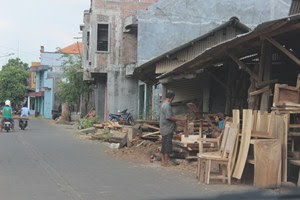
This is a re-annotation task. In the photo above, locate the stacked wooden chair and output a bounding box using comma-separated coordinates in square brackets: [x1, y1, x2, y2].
[197, 122, 239, 185]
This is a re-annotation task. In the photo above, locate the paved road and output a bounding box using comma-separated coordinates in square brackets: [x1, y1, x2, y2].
[0, 119, 298, 200]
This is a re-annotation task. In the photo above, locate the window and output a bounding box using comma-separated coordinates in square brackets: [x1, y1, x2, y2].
[97, 24, 109, 52]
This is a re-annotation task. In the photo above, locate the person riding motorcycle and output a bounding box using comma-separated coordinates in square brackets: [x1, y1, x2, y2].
[19, 104, 29, 129]
[1, 100, 14, 131]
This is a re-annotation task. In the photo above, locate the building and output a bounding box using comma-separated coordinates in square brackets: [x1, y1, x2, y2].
[80, 0, 157, 122]
[135, 17, 251, 116]
[29, 43, 82, 119]
[134, 0, 292, 119]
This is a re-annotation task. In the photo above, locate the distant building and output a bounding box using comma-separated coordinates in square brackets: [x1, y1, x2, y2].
[29, 43, 82, 118]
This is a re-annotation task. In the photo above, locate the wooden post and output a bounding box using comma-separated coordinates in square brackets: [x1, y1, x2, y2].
[203, 76, 211, 113]
[260, 41, 272, 111]
[248, 64, 259, 109]
[225, 63, 232, 115]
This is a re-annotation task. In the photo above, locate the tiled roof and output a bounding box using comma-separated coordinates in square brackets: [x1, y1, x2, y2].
[59, 42, 82, 54]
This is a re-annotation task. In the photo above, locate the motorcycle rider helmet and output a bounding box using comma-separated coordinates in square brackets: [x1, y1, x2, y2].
[5, 100, 11, 106]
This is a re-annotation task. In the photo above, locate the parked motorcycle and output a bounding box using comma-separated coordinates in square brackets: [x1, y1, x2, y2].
[4, 119, 12, 132]
[109, 109, 134, 125]
[19, 116, 28, 130]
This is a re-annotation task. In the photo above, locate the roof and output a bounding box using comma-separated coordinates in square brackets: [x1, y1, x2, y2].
[158, 14, 300, 79]
[59, 42, 82, 54]
[134, 17, 250, 82]
[290, 0, 300, 15]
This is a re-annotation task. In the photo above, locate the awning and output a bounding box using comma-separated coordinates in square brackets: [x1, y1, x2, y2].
[28, 91, 44, 97]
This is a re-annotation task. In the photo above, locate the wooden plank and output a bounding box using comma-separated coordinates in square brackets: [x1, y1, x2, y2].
[289, 124, 300, 128]
[259, 112, 269, 132]
[253, 139, 281, 188]
[232, 109, 253, 179]
[249, 86, 269, 96]
[142, 131, 160, 137]
[282, 114, 289, 182]
[252, 110, 258, 131]
[290, 159, 300, 166]
[247, 159, 255, 165]
[142, 123, 160, 131]
[265, 36, 300, 66]
[289, 132, 300, 137]
[231, 109, 240, 174]
[227, 52, 259, 82]
[255, 111, 262, 132]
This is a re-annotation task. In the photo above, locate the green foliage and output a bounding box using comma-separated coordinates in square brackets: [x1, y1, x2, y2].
[2, 58, 29, 71]
[57, 54, 90, 104]
[0, 59, 29, 104]
[81, 117, 100, 129]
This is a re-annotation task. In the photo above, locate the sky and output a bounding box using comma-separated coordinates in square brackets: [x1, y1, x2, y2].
[0, 0, 90, 67]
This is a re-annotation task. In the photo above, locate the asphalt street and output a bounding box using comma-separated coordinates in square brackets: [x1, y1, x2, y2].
[0, 119, 298, 200]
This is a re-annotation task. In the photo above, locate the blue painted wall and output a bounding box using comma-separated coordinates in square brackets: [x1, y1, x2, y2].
[44, 75, 54, 119]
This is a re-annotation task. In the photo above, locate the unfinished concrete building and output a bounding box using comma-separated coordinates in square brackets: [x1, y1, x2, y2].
[80, 0, 157, 121]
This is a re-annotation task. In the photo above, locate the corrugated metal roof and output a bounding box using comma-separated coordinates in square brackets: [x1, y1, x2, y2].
[158, 14, 300, 80]
[134, 17, 250, 82]
[155, 26, 245, 74]
[289, 0, 300, 15]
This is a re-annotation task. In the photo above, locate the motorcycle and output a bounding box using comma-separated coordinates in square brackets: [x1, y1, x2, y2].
[19, 116, 28, 130]
[4, 119, 12, 132]
[109, 109, 134, 125]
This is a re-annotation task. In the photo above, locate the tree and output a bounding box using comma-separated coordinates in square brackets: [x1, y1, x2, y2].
[0, 65, 29, 105]
[57, 54, 90, 121]
[2, 58, 29, 71]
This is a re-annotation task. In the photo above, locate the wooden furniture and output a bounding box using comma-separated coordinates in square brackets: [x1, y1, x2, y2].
[289, 160, 300, 186]
[198, 123, 239, 185]
[233, 109, 253, 179]
[197, 122, 230, 182]
[248, 139, 281, 188]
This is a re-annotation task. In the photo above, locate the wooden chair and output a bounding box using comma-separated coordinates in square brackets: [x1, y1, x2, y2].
[198, 117, 231, 154]
[197, 121, 231, 182]
[198, 123, 239, 185]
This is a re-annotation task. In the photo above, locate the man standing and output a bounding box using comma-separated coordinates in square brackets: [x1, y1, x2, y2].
[160, 91, 186, 167]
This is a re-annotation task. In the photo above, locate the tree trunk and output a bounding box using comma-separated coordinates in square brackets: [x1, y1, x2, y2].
[60, 103, 70, 122]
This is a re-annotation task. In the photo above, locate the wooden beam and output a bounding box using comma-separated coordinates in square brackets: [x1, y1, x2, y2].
[227, 52, 259, 82]
[270, 23, 300, 37]
[256, 79, 278, 88]
[265, 36, 300, 66]
[259, 39, 266, 82]
[249, 86, 270, 96]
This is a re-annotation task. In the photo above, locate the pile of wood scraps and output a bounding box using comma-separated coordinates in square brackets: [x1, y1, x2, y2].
[79, 121, 141, 149]
[140, 122, 161, 140]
